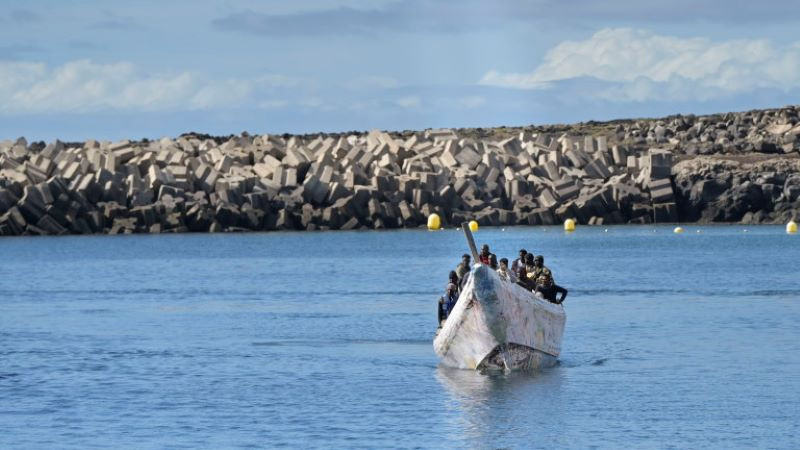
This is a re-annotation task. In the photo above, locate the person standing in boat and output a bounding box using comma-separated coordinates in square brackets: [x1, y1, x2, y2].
[497, 258, 517, 283]
[534, 272, 568, 304]
[489, 254, 499, 270]
[438, 271, 461, 325]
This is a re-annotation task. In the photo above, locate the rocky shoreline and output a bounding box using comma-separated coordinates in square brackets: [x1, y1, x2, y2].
[1, 106, 799, 236]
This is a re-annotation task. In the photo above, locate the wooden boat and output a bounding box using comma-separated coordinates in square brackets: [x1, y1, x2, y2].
[433, 225, 566, 371]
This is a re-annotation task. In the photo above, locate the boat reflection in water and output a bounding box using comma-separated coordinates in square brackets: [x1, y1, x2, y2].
[434, 365, 568, 445]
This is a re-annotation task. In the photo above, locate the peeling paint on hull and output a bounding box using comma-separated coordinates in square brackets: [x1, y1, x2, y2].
[433, 264, 566, 371]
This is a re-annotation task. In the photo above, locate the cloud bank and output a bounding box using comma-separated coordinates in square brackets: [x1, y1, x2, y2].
[0, 60, 303, 115]
[212, 0, 800, 37]
[480, 28, 800, 101]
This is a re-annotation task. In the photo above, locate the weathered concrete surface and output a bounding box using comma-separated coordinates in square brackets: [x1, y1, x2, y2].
[433, 264, 566, 371]
[2, 105, 800, 236]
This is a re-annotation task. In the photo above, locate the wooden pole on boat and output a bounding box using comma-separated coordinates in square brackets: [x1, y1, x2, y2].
[461, 222, 480, 262]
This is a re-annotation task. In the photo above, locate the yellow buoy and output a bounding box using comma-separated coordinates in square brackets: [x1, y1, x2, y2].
[563, 218, 576, 232]
[427, 213, 441, 230]
[468, 220, 479, 232]
[788, 220, 798, 234]
[674, 226, 684, 233]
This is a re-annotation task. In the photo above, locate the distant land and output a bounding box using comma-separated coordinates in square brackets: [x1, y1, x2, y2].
[1, 105, 799, 236]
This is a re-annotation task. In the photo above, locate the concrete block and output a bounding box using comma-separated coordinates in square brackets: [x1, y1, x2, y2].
[1, 206, 27, 233]
[538, 189, 558, 208]
[503, 167, 516, 182]
[553, 178, 580, 201]
[455, 146, 481, 169]
[327, 182, 350, 203]
[584, 136, 595, 153]
[24, 163, 48, 184]
[647, 149, 673, 179]
[597, 136, 608, 154]
[626, 155, 639, 172]
[565, 148, 589, 168]
[612, 146, 627, 166]
[584, 158, 612, 179]
[649, 178, 675, 203]
[653, 202, 678, 222]
[110, 217, 138, 234]
[34, 214, 67, 235]
[544, 161, 560, 180]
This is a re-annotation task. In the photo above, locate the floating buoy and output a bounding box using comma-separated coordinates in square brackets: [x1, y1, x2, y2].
[674, 226, 684, 233]
[788, 220, 798, 234]
[427, 213, 441, 230]
[563, 218, 576, 232]
[469, 220, 479, 232]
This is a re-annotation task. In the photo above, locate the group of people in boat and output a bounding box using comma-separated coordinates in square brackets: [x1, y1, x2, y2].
[438, 244, 568, 325]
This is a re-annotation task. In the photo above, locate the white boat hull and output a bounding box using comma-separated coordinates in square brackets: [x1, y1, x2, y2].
[433, 264, 566, 371]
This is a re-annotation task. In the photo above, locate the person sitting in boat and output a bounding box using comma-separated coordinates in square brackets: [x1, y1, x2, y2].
[478, 244, 493, 265]
[517, 254, 535, 290]
[438, 271, 461, 325]
[497, 258, 517, 283]
[511, 248, 527, 278]
[455, 254, 471, 282]
[528, 255, 552, 287]
[534, 272, 568, 304]
[519, 253, 535, 286]
[489, 254, 499, 270]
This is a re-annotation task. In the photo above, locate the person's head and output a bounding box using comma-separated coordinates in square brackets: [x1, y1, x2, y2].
[449, 270, 458, 283]
[489, 254, 498, 269]
[481, 244, 490, 255]
[519, 249, 527, 259]
[534, 255, 544, 267]
[462, 254, 470, 264]
[499, 258, 509, 269]
[525, 253, 534, 265]
[538, 273, 552, 287]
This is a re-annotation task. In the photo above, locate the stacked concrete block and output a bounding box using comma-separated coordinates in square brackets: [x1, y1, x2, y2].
[17, 104, 800, 234]
[648, 149, 673, 179]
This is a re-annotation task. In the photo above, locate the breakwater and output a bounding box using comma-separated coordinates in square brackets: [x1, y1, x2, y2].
[1, 106, 799, 235]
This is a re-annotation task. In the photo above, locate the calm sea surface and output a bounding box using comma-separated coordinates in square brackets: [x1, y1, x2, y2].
[1, 226, 799, 449]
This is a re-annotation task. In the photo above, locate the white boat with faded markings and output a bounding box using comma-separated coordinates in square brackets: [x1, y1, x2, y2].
[433, 225, 566, 371]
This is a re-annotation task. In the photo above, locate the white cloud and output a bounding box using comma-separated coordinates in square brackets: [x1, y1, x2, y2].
[459, 95, 486, 109]
[258, 99, 290, 109]
[343, 75, 399, 90]
[396, 96, 421, 108]
[479, 28, 800, 101]
[0, 59, 297, 114]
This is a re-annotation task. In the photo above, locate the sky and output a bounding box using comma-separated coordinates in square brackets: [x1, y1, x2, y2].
[1, 0, 800, 142]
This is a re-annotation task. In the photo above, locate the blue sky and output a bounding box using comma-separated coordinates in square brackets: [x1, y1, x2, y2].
[1, 0, 800, 141]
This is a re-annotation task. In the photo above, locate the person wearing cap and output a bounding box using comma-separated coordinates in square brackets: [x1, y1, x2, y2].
[527, 255, 553, 288]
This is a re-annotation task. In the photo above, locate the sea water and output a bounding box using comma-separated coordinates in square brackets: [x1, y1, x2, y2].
[1, 226, 799, 448]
